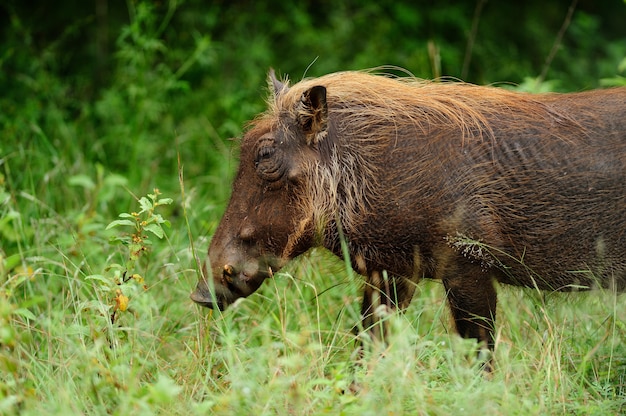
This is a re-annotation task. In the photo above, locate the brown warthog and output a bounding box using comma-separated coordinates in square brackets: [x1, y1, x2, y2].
[191, 70, 626, 361]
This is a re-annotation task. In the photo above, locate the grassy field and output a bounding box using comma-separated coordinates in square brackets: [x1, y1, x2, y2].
[2, 139, 626, 415]
[2, 3, 626, 415]
[1, 202, 626, 416]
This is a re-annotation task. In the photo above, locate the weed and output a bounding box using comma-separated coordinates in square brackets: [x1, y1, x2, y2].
[83, 188, 173, 326]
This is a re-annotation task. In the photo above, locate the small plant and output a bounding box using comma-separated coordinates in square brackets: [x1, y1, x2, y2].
[107, 188, 172, 269]
[102, 188, 172, 323]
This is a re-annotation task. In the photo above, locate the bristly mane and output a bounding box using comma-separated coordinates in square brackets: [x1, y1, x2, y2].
[257, 71, 586, 243]
[269, 70, 586, 144]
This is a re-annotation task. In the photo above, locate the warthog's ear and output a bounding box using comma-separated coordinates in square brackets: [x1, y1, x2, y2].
[268, 68, 288, 97]
[297, 85, 328, 145]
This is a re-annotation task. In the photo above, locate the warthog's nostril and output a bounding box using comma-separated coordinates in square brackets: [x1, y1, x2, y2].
[223, 264, 235, 282]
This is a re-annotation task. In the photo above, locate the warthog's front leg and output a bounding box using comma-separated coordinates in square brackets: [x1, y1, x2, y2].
[357, 270, 416, 346]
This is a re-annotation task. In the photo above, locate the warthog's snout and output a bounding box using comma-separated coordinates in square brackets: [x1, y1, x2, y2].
[190, 281, 220, 309]
[191, 262, 270, 310]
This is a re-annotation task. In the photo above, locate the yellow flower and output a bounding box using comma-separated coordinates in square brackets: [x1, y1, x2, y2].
[115, 289, 129, 312]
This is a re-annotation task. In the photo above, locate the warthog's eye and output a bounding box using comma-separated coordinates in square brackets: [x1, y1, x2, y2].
[256, 146, 275, 163]
[255, 144, 284, 182]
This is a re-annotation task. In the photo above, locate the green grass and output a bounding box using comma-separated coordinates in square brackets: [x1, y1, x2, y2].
[2, 2, 626, 414]
[2, 208, 626, 416]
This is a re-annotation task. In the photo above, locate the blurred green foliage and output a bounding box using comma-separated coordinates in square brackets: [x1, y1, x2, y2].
[2, 0, 625, 171]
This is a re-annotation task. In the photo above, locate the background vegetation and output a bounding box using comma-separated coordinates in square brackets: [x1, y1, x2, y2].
[1, 0, 625, 414]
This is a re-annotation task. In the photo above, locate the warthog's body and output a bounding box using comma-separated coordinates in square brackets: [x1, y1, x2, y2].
[192, 70, 626, 360]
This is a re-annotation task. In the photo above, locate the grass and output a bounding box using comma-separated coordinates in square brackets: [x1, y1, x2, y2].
[2, 209, 626, 416]
[2, 3, 626, 414]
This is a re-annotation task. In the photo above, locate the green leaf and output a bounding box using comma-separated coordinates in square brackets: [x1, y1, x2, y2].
[68, 174, 96, 190]
[13, 308, 37, 321]
[125, 259, 136, 271]
[109, 235, 130, 245]
[157, 197, 173, 205]
[138, 196, 152, 213]
[144, 223, 164, 239]
[103, 173, 129, 187]
[106, 219, 136, 230]
[151, 214, 166, 224]
[147, 374, 183, 404]
[4, 253, 23, 271]
[85, 274, 112, 285]
[0, 211, 33, 242]
[0, 189, 9, 205]
[104, 264, 125, 273]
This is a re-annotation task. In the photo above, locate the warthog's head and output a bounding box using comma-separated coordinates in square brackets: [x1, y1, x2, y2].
[191, 70, 329, 310]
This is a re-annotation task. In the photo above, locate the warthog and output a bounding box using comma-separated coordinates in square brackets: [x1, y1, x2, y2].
[192, 69, 626, 363]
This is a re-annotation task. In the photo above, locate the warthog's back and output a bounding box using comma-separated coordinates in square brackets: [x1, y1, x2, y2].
[353, 85, 626, 292]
